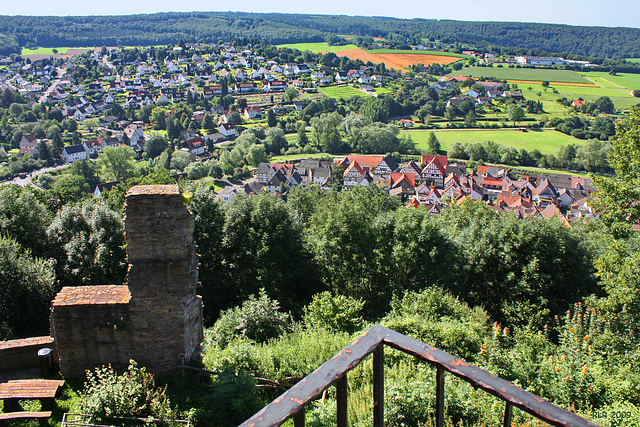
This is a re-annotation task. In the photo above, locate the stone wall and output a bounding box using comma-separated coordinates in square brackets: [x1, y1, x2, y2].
[123, 185, 203, 373]
[50, 286, 131, 377]
[0, 336, 56, 372]
[50, 185, 203, 378]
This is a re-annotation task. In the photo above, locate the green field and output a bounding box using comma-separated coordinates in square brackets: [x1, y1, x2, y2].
[507, 78, 640, 111]
[275, 43, 468, 60]
[451, 67, 640, 113]
[285, 133, 298, 145]
[21, 47, 95, 55]
[451, 67, 591, 84]
[370, 49, 467, 58]
[579, 71, 640, 92]
[276, 43, 358, 52]
[319, 85, 368, 99]
[625, 58, 640, 63]
[402, 128, 582, 155]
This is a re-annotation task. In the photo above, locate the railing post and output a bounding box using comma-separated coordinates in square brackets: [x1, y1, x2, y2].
[336, 374, 348, 427]
[503, 402, 513, 427]
[436, 367, 445, 427]
[373, 344, 384, 427]
[294, 407, 305, 427]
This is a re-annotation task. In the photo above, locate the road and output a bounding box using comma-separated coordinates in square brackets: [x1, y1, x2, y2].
[1, 163, 70, 189]
[38, 68, 66, 104]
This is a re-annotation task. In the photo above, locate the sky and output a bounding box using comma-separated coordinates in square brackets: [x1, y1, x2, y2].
[1, 0, 639, 29]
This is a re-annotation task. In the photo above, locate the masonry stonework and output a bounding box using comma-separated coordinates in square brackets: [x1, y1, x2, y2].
[50, 185, 203, 377]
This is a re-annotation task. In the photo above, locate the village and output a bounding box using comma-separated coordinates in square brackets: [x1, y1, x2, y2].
[221, 153, 597, 225]
[0, 41, 607, 230]
[1, 41, 571, 163]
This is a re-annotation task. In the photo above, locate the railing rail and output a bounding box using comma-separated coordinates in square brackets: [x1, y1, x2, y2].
[239, 325, 597, 427]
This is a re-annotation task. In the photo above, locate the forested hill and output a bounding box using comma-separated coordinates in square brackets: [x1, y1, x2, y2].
[0, 12, 639, 59]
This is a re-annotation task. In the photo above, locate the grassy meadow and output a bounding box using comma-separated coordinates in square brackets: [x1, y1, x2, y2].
[21, 47, 96, 56]
[276, 42, 358, 52]
[402, 128, 582, 155]
[451, 67, 591, 83]
[451, 67, 640, 112]
[507, 82, 638, 111]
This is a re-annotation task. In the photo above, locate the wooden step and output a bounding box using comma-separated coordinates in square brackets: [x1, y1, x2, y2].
[0, 411, 52, 421]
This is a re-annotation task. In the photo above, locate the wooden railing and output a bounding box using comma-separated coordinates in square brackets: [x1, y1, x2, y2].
[239, 325, 597, 427]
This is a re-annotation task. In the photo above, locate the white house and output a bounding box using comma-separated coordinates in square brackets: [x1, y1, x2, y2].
[185, 137, 206, 157]
[124, 124, 144, 146]
[219, 123, 237, 138]
[62, 144, 89, 163]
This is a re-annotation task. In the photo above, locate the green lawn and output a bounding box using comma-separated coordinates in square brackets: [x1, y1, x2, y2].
[625, 58, 640, 63]
[270, 153, 332, 162]
[319, 85, 368, 99]
[451, 67, 591, 84]
[374, 87, 394, 95]
[402, 128, 583, 155]
[199, 179, 227, 192]
[276, 42, 358, 52]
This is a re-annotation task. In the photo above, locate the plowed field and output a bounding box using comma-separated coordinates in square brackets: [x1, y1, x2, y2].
[324, 48, 462, 70]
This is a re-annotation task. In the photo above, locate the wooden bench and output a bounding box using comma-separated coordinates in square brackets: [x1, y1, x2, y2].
[0, 411, 52, 425]
[0, 379, 64, 412]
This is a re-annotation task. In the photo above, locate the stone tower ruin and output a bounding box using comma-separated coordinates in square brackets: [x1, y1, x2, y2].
[50, 185, 203, 377]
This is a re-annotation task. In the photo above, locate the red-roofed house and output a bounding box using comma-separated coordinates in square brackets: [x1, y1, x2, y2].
[533, 179, 558, 207]
[389, 173, 416, 198]
[343, 155, 382, 174]
[421, 154, 448, 167]
[244, 106, 262, 119]
[343, 161, 366, 186]
[185, 137, 206, 156]
[19, 134, 39, 154]
[399, 160, 422, 181]
[421, 158, 446, 189]
[540, 204, 571, 227]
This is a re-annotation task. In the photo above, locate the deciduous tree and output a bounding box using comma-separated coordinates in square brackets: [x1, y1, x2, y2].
[592, 106, 640, 234]
[98, 146, 136, 180]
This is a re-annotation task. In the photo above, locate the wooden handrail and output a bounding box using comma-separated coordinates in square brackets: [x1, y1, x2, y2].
[239, 325, 597, 427]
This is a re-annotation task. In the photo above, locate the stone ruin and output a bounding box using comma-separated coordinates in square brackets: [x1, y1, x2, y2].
[50, 185, 203, 377]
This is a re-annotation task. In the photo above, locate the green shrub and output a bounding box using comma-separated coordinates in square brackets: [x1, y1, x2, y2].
[81, 360, 181, 425]
[382, 287, 490, 362]
[209, 289, 291, 347]
[303, 291, 365, 333]
[204, 326, 352, 382]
